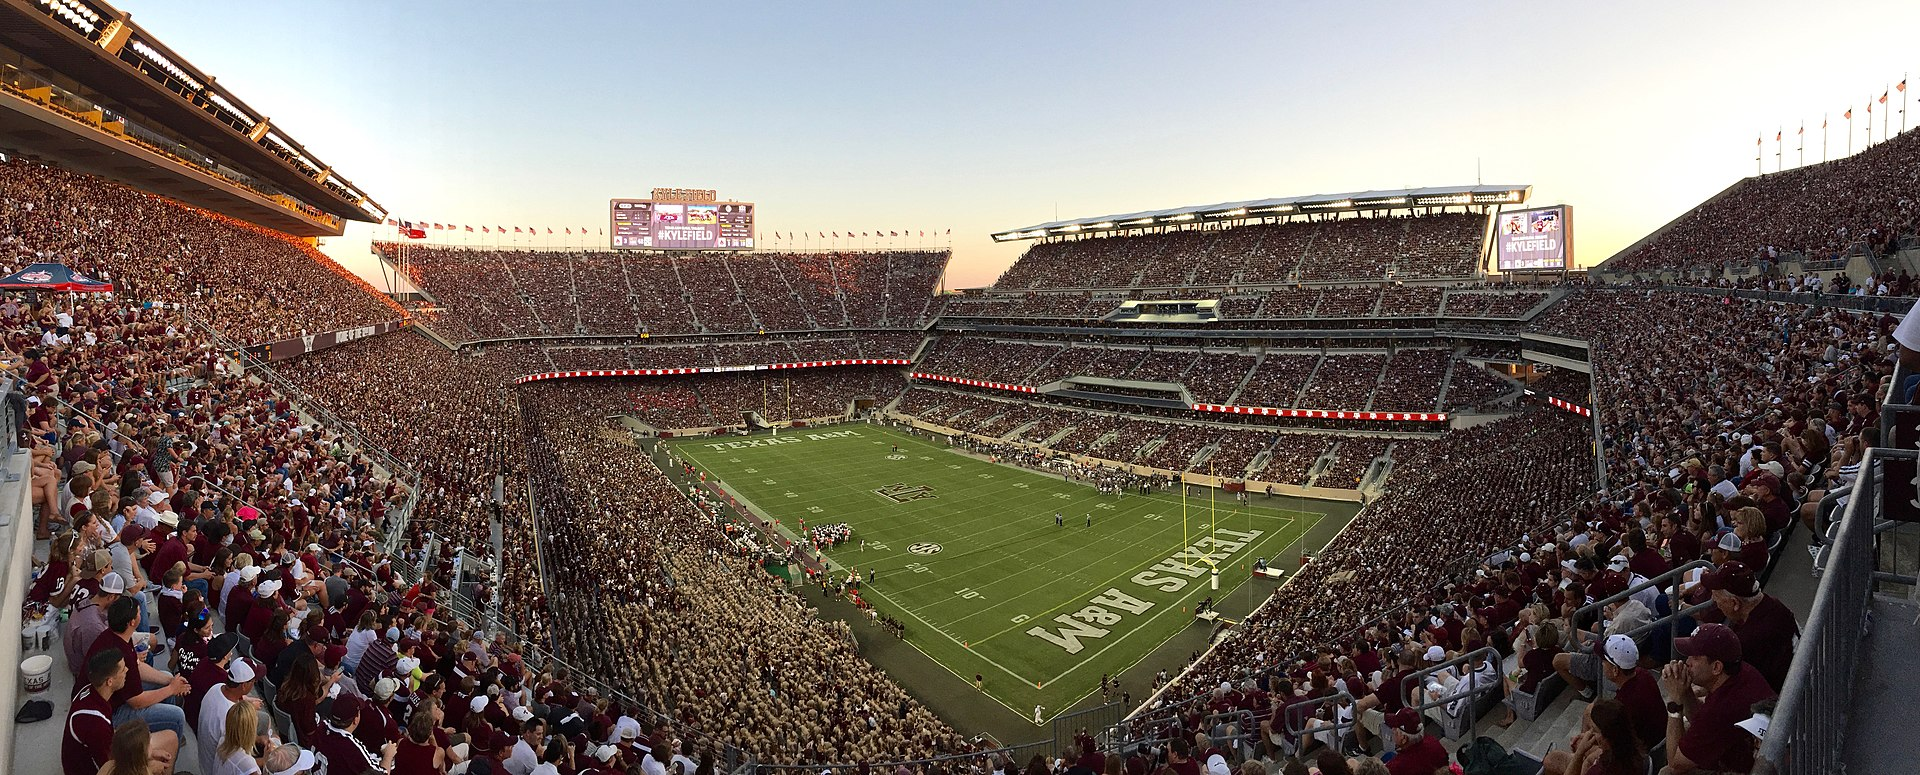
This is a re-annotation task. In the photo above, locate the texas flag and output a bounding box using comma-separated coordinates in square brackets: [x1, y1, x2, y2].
[398, 220, 426, 239]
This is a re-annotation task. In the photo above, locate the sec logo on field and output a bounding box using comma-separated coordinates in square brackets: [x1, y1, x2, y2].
[908, 543, 942, 555]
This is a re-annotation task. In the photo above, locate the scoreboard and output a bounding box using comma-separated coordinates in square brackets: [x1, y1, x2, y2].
[610, 197, 755, 250]
[1494, 205, 1572, 271]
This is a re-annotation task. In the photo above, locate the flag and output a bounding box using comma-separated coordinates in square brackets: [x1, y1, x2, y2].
[1775, 131, 1780, 141]
[465, 225, 474, 232]
[385, 218, 397, 226]
[482, 226, 489, 233]
[833, 232, 839, 238]
[399, 220, 425, 239]
[945, 229, 951, 235]
[1796, 126, 1802, 135]
[498, 225, 505, 232]
[1845, 109, 1852, 119]
[565, 227, 572, 235]
[1880, 91, 1888, 104]
[546, 227, 552, 234]
[514, 227, 522, 233]
[1900, 79, 1909, 93]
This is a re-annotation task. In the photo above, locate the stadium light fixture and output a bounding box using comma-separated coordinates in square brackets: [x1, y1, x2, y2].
[1164, 214, 1196, 222]
[1252, 205, 1294, 214]
[1124, 217, 1155, 226]
[1214, 208, 1248, 218]
[1060, 224, 1082, 232]
[1091, 222, 1115, 229]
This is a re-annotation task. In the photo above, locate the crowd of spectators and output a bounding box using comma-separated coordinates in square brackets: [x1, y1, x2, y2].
[518, 383, 966, 764]
[937, 286, 1547, 322]
[1605, 126, 1920, 274]
[994, 213, 1486, 290]
[26, 295, 660, 775]
[389, 244, 948, 342]
[0, 158, 403, 345]
[894, 387, 1362, 484]
[1131, 285, 1881, 770]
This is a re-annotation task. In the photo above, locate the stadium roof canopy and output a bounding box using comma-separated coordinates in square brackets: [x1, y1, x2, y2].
[991, 184, 1532, 242]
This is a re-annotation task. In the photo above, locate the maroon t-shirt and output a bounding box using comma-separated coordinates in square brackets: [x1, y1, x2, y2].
[63, 685, 115, 775]
[1611, 668, 1666, 751]
[150, 537, 191, 582]
[84, 630, 140, 711]
[1387, 733, 1449, 774]
[1678, 667, 1776, 772]
[1731, 596, 1799, 692]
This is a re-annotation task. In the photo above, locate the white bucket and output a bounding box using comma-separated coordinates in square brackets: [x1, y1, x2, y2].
[21, 654, 52, 695]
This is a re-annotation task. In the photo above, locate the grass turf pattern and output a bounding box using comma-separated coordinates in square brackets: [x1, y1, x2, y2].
[667, 423, 1322, 721]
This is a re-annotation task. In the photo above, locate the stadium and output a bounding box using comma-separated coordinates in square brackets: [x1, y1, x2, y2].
[1, 3, 1914, 775]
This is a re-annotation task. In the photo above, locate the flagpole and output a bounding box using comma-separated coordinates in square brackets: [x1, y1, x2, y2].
[1904, 75, 1909, 134]
[1775, 127, 1782, 173]
[1755, 135, 1762, 176]
[1797, 122, 1803, 168]
[1883, 86, 1890, 143]
[1823, 114, 1828, 163]
[1848, 109, 1854, 156]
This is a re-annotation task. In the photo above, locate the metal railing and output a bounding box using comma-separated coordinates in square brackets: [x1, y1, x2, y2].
[1758, 449, 1893, 774]
[1399, 646, 1503, 738]
[1571, 559, 1717, 658]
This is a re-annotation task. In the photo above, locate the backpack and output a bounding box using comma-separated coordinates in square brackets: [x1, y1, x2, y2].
[1456, 736, 1538, 775]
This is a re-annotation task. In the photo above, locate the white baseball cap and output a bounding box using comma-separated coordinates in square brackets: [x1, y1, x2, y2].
[98, 572, 127, 595]
[1603, 634, 1639, 671]
[267, 747, 316, 775]
[1423, 645, 1445, 662]
[227, 658, 258, 683]
[1735, 712, 1770, 740]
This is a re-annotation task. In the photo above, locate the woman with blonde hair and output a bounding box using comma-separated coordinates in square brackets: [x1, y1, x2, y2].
[212, 700, 265, 775]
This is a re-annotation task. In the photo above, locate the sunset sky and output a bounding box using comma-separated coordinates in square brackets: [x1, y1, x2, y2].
[124, 0, 1920, 289]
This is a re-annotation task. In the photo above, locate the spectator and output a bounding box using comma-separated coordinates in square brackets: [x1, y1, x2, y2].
[1660, 623, 1777, 774]
[1699, 562, 1799, 692]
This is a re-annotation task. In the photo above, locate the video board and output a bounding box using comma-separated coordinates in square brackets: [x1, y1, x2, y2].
[609, 199, 755, 250]
[1494, 205, 1571, 271]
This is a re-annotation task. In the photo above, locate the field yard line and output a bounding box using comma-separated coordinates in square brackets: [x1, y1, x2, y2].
[932, 510, 1300, 628]
[1038, 523, 1307, 686]
[960, 511, 1301, 641]
[860, 584, 1039, 689]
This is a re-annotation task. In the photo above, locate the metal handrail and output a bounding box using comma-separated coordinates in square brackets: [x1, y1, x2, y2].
[1571, 559, 1716, 656]
[1758, 450, 1891, 774]
[1282, 690, 1357, 738]
[1400, 646, 1502, 731]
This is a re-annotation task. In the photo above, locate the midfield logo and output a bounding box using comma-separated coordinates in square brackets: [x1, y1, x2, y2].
[873, 483, 937, 504]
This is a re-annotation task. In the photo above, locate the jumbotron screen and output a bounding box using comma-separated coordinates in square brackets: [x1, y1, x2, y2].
[1495, 205, 1572, 271]
[609, 199, 755, 250]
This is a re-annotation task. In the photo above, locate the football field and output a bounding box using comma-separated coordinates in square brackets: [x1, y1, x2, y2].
[666, 423, 1325, 720]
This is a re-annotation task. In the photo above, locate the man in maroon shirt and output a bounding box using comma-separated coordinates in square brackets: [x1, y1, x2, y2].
[1662, 623, 1777, 774]
[150, 520, 216, 599]
[86, 597, 191, 736]
[66, 650, 180, 775]
[1383, 708, 1447, 774]
[1702, 562, 1799, 692]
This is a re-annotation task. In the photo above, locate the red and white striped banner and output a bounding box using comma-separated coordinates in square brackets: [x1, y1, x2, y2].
[512, 359, 911, 385]
[909, 372, 1038, 393]
[1545, 396, 1593, 417]
[1189, 403, 1447, 423]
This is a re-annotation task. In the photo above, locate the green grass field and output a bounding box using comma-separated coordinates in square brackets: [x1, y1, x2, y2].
[667, 423, 1323, 720]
